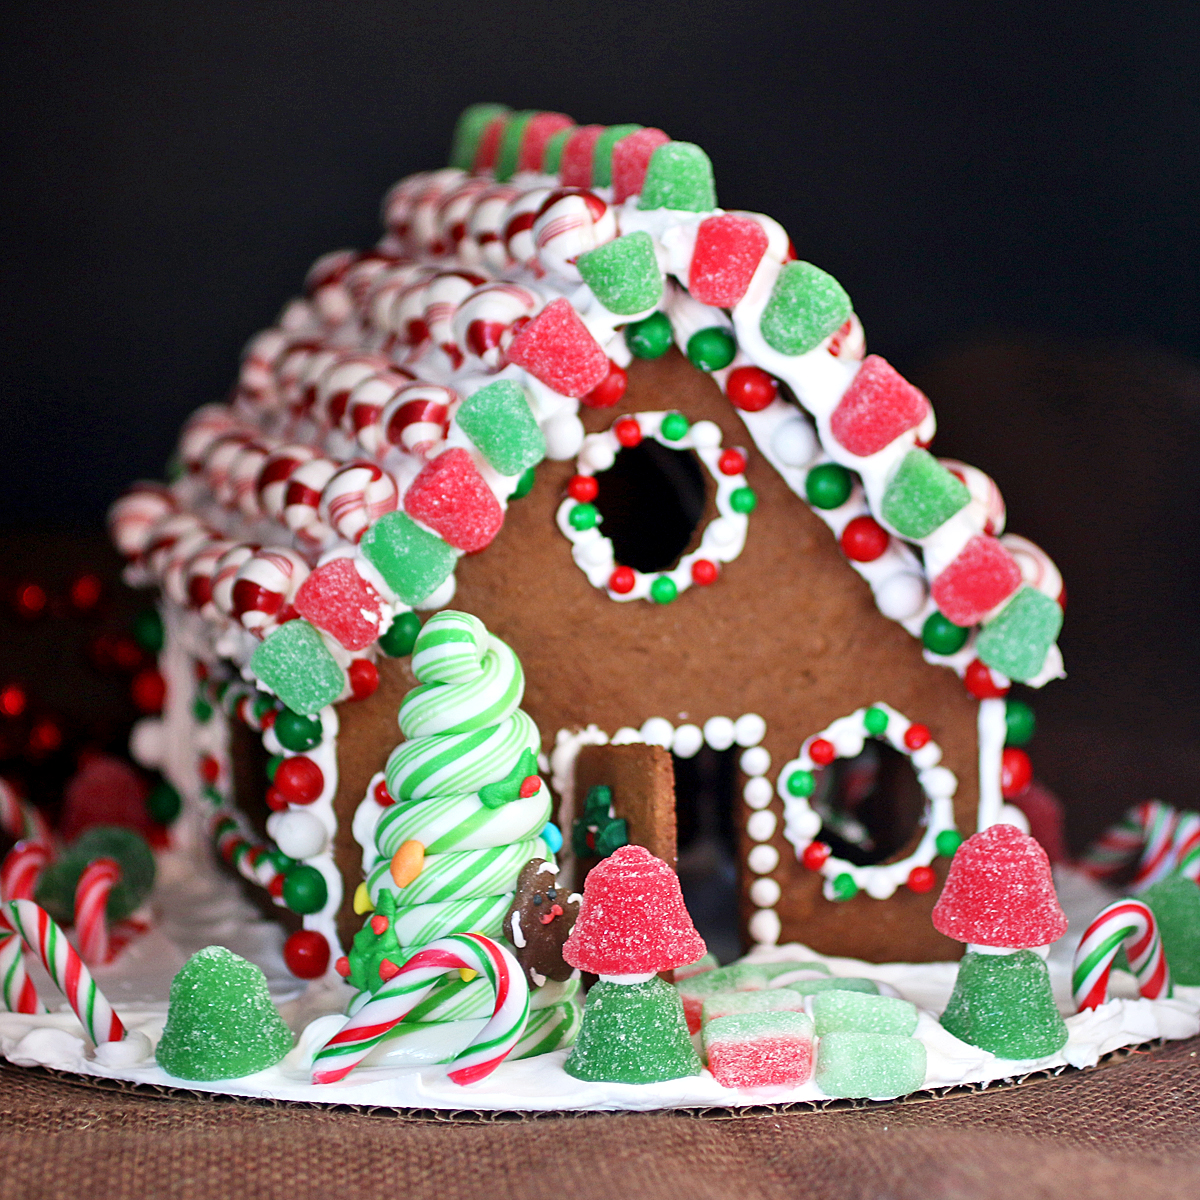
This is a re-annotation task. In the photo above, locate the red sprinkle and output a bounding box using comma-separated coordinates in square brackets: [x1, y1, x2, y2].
[519, 775, 541, 799]
[199, 755, 220, 784]
[608, 566, 636, 594]
[373, 778, 395, 807]
[907, 865, 937, 894]
[348, 658, 380, 700]
[802, 841, 831, 871]
[840, 515, 890, 563]
[964, 658, 1010, 699]
[370, 914, 390, 935]
[581, 360, 627, 409]
[265, 785, 289, 812]
[334, 955, 351, 978]
[284, 929, 330, 979]
[1001, 747, 1032, 798]
[274, 756, 324, 805]
[378, 958, 400, 982]
[725, 367, 777, 412]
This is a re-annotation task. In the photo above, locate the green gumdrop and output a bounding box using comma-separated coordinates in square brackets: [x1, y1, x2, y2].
[457, 380, 547, 476]
[156, 946, 294, 1081]
[687, 326, 737, 371]
[577, 232, 663, 316]
[592, 124, 642, 187]
[638, 141, 716, 212]
[146, 779, 181, 825]
[811, 989, 918, 1037]
[940, 949, 1068, 1059]
[274, 708, 323, 753]
[1139, 874, 1200, 985]
[449, 103, 510, 170]
[495, 110, 535, 181]
[360, 511, 458, 606]
[1005, 699, 1036, 746]
[348, 890, 403, 994]
[543, 126, 574, 173]
[815, 1031, 926, 1099]
[35, 826, 156, 924]
[132, 608, 164, 654]
[250, 619, 345, 717]
[880, 449, 971, 539]
[781, 975, 879, 997]
[625, 310, 674, 359]
[976, 587, 1064, 682]
[701, 988, 805, 1025]
[759, 261, 852, 356]
[379, 610, 421, 658]
[564, 976, 702, 1083]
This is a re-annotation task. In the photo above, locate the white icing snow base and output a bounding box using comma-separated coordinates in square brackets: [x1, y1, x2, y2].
[2, 857, 1197, 1112]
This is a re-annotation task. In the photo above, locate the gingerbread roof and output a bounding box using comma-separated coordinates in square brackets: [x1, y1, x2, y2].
[109, 104, 1065, 714]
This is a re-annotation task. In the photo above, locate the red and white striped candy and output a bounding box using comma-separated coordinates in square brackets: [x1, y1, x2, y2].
[533, 189, 617, 282]
[342, 250, 404, 315]
[502, 187, 553, 270]
[278, 297, 317, 332]
[1, 841, 52, 903]
[382, 172, 433, 246]
[304, 249, 359, 327]
[423, 271, 487, 369]
[143, 513, 210, 581]
[74, 857, 121, 966]
[452, 282, 539, 371]
[826, 313, 866, 362]
[1001, 534, 1064, 603]
[203, 432, 255, 506]
[0, 781, 51, 847]
[344, 367, 416, 454]
[942, 460, 1007, 537]
[275, 340, 324, 416]
[319, 461, 399, 543]
[108, 484, 178, 560]
[237, 327, 289, 411]
[296, 346, 346, 425]
[178, 404, 239, 473]
[229, 439, 276, 519]
[407, 168, 468, 255]
[314, 353, 392, 432]
[433, 176, 491, 257]
[366, 263, 435, 339]
[463, 183, 521, 273]
[282, 456, 340, 544]
[257, 443, 318, 522]
[1072, 898, 1170, 1011]
[232, 547, 310, 634]
[1175, 811, 1200, 883]
[0, 928, 44, 1014]
[183, 537, 234, 615]
[380, 383, 454, 459]
[312, 933, 528, 1086]
[162, 528, 218, 606]
[210, 543, 259, 619]
[6, 899, 125, 1045]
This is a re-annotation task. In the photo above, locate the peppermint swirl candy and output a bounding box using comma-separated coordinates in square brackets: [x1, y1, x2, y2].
[386, 893, 514, 954]
[375, 789, 551, 858]
[366, 837, 547, 908]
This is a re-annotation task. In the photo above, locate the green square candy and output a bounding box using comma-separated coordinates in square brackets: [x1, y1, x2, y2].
[495, 111, 536, 181]
[976, 585, 1064, 681]
[251, 619, 345, 716]
[638, 142, 716, 212]
[457, 380, 547, 476]
[815, 1031, 927, 1099]
[543, 126, 573, 173]
[701, 988, 806, 1025]
[449, 103, 509, 171]
[359, 511, 458, 606]
[577, 232, 664, 316]
[779, 975, 879, 996]
[759, 261, 853, 356]
[880, 449, 971, 539]
[811, 989, 918, 1037]
[592, 124, 642, 188]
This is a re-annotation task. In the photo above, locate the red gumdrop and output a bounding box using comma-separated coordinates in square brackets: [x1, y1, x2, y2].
[718, 448, 746, 476]
[611, 128, 671, 203]
[907, 865, 936, 894]
[373, 778, 395, 806]
[726, 366, 777, 412]
[559, 125, 605, 187]
[293, 558, 383, 652]
[931, 822, 1067, 947]
[840, 515, 889, 562]
[964, 657, 1010, 699]
[689, 214, 769, 307]
[614, 417, 642, 448]
[562, 844, 706, 974]
[581, 359, 627, 408]
[809, 738, 835, 766]
[568, 474, 599, 502]
[609, 566, 636, 594]
[518, 112, 574, 173]
[274, 756, 324, 805]
[691, 559, 718, 586]
[931, 535, 1023, 627]
[59, 753, 152, 841]
[829, 356, 930, 458]
[348, 658, 379, 700]
[284, 929, 330, 979]
[131, 668, 166, 713]
[903, 723, 931, 750]
[1001, 747, 1033, 798]
[706, 1031, 813, 1090]
[802, 841, 831, 870]
[507, 299, 609, 398]
[403, 447, 504, 553]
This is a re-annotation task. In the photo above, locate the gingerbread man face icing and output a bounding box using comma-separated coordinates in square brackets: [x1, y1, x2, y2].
[506, 858, 580, 985]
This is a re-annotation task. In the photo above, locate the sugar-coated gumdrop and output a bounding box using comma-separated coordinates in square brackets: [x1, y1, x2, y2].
[250, 619, 346, 716]
[704, 1010, 814, 1089]
[830, 356, 931, 458]
[815, 1031, 927, 1099]
[759, 261, 852, 356]
[931, 535, 1023, 627]
[564, 975, 702, 1083]
[449, 103, 510, 171]
[517, 111, 574, 175]
[473, 115, 507, 172]
[577, 231, 663, 317]
[811, 989, 918, 1037]
[293, 557, 383, 652]
[612, 127, 671, 204]
[359, 511, 458, 606]
[638, 142, 716, 212]
[403, 448, 504, 553]
[689, 214, 769, 307]
[560, 125, 605, 188]
[156, 946, 294, 1081]
[541, 127, 573, 173]
[675, 959, 834, 1033]
[562, 844, 706, 975]
[701, 988, 806, 1026]
[59, 754, 151, 841]
[591, 124, 642, 188]
[940, 949, 1068, 1058]
[933, 823, 1068, 947]
[880, 449, 971, 539]
[780, 976, 879, 997]
[506, 298, 610, 397]
[456, 380, 547, 476]
[674, 951, 719, 981]
[494, 110, 534, 181]
[1139, 874, 1200, 986]
[976, 586, 1064, 682]
[35, 825, 156, 924]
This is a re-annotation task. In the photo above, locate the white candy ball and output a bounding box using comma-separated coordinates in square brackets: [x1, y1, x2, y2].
[748, 907, 782, 946]
[640, 717, 674, 749]
[671, 723, 705, 759]
[771, 416, 818, 467]
[743, 777, 774, 809]
[747, 843, 780, 874]
[734, 712, 766, 747]
[704, 716, 736, 751]
[689, 420, 722, 449]
[750, 877, 782, 908]
[129, 718, 165, 769]
[268, 810, 328, 860]
[875, 572, 928, 621]
[543, 411, 585, 460]
[747, 809, 777, 841]
[739, 745, 771, 777]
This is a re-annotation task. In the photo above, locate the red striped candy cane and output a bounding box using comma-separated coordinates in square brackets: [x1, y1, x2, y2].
[0, 926, 43, 1014]
[1130, 801, 1180, 890]
[74, 857, 122, 966]
[0, 779, 52, 847]
[312, 932, 528, 1086]
[1072, 899, 1171, 1011]
[0, 841, 52, 902]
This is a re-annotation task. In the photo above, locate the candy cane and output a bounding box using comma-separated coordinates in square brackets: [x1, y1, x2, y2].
[1130, 801, 1181, 890]
[313, 932, 528, 1085]
[6, 900, 125, 1044]
[0, 779, 52, 848]
[0, 841, 52, 903]
[1080, 800, 1199, 889]
[0, 928, 43, 1014]
[1072, 898, 1171, 1011]
[74, 857, 121, 966]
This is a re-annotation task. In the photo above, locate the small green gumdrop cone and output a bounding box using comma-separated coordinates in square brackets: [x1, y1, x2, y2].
[1139, 873, 1200, 986]
[156, 946, 294, 1081]
[564, 975, 702, 1084]
[940, 949, 1068, 1060]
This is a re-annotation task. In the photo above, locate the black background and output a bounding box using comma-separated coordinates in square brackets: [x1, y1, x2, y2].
[3, 1, 1200, 840]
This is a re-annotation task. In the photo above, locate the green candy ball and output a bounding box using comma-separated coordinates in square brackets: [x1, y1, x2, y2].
[265, 754, 283, 783]
[274, 708, 323, 753]
[147, 780, 182, 825]
[805, 463, 853, 510]
[1004, 699, 1036, 746]
[787, 769, 815, 797]
[831, 873, 858, 901]
[378, 610, 421, 658]
[729, 486, 757, 514]
[864, 707, 888, 735]
[132, 608, 164, 654]
[191, 696, 213, 723]
[512, 465, 537, 499]
[660, 412, 689, 441]
[282, 865, 328, 915]
[686, 326, 737, 372]
[922, 612, 970, 655]
[650, 575, 678, 604]
[625, 311, 673, 359]
[936, 829, 963, 858]
[569, 502, 600, 531]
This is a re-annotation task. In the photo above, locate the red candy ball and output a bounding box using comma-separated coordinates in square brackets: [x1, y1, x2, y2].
[284, 929, 330, 979]
[373, 778, 395, 807]
[609, 566, 636, 594]
[274, 756, 324, 805]
[131, 668, 166, 713]
[726, 366, 778, 412]
[581, 359, 627, 409]
[568, 474, 599, 503]
[199, 755, 220, 784]
[802, 841, 831, 871]
[809, 738, 835, 766]
[348, 658, 379, 700]
[614, 417, 642, 448]
[964, 657, 1010, 699]
[27, 717, 62, 755]
[907, 865, 937, 894]
[840, 515, 890, 563]
[691, 559, 719, 586]
[14, 582, 47, 618]
[904, 723, 931, 751]
[265, 785, 289, 812]
[1000, 747, 1033, 798]
[718, 448, 747, 476]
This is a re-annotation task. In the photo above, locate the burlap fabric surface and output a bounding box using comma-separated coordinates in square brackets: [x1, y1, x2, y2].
[1, 1036, 1198, 1200]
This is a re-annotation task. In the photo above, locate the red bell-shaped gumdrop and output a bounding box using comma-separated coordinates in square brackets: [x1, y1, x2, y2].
[932, 823, 1068, 948]
[612, 128, 671, 204]
[60, 754, 152, 841]
[689, 214, 769, 307]
[830, 356, 931, 458]
[293, 557, 383, 651]
[563, 844, 706, 975]
[403, 448, 504, 553]
[506, 298, 609, 398]
[930, 535, 1023, 627]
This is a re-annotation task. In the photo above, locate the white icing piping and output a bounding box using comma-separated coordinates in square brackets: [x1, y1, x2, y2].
[976, 697, 1007, 832]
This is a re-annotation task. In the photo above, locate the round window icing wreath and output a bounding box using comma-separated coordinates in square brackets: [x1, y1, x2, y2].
[556, 410, 755, 604]
[776, 702, 962, 902]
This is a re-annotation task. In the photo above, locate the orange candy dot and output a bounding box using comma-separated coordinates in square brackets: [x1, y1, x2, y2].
[389, 839, 425, 888]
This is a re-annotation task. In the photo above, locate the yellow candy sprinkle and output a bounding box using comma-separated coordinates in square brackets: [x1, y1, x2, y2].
[458, 968, 478, 983]
[390, 839, 425, 888]
[353, 882, 374, 914]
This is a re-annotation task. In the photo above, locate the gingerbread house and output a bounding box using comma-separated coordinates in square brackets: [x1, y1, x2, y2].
[109, 105, 1064, 981]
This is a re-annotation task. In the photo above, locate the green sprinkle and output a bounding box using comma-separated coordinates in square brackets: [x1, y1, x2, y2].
[192, 696, 213, 723]
[831, 873, 858, 901]
[378, 610, 422, 658]
[569, 503, 599, 531]
[282, 865, 328, 915]
[922, 611, 970, 656]
[805, 463, 853, 510]
[787, 769, 815, 797]
[1004, 699, 1036, 747]
[935, 829, 963, 858]
[512, 465, 537, 499]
